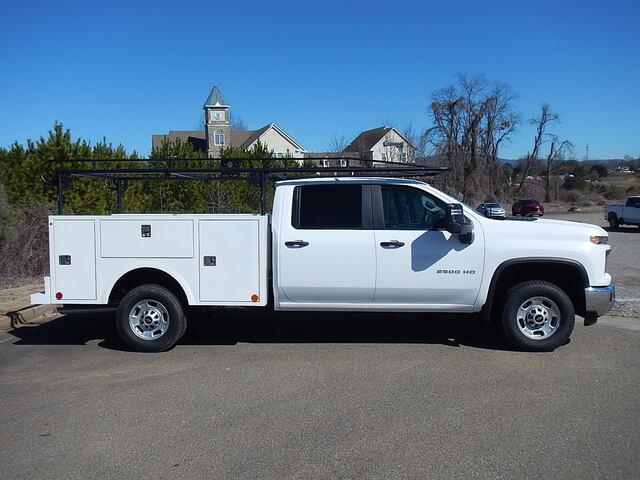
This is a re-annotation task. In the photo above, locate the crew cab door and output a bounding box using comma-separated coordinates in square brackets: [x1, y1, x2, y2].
[371, 184, 484, 308]
[277, 183, 376, 304]
[624, 197, 640, 222]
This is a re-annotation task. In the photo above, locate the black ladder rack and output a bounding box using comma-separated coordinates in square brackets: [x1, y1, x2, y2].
[40, 157, 451, 215]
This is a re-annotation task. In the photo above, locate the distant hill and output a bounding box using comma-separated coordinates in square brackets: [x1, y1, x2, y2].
[418, 156, 636, 166]
[500, 158, 634, 165]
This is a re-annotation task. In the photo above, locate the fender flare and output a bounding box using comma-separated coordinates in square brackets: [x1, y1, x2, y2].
[481, 257, 589, 320]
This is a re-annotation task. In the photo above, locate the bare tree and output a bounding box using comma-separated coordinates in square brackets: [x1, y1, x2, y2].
[516, 103, 560, 193]
[543, 136, 573, 202]
[480, 82, 519, 198]
[401, 122, 426, 161]
[426, 74, 519, 202]
[327, 132, 349, 153]
[229, 112, 248, 131]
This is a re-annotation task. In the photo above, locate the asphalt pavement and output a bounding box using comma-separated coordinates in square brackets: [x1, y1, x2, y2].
[1, 310, 639, 479]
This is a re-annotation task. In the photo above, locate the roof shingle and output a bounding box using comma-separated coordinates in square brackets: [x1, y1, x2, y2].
[343, 126, 392, 153]
[204, 86, 228, 107]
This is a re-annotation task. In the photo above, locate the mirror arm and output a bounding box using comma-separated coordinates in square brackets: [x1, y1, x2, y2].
[459, 231, 474, 245]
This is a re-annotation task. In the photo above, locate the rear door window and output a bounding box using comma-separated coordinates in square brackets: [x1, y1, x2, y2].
[293, 184, 364, 229]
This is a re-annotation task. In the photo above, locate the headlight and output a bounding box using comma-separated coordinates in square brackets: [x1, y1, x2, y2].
[590, 235, 608, 245]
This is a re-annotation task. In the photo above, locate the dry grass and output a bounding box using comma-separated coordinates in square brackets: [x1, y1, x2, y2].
[0, 280, 43, 315]
[0, 184, 53, 282]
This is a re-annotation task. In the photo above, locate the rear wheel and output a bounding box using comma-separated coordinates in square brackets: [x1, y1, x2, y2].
[501, 280, 575, 351]
[116, 284, 187, 352]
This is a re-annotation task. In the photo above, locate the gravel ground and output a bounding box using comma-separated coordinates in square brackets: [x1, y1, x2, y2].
[545, 211, 639, 318]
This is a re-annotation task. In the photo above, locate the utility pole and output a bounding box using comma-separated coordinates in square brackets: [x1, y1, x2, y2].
[585, 145, 589, 161]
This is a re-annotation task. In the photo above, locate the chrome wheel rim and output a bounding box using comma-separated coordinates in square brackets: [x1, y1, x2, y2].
[128, 299, 170, 340]
[516, 296, 561, 340]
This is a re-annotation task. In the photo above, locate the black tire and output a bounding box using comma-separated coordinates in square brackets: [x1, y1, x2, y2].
[501, 280, 575, 351]
[608, 214, 619, 229]
[116, 284, 187, 352]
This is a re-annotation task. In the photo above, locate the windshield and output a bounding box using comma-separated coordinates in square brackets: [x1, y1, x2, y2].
[485, 203, 501, 208]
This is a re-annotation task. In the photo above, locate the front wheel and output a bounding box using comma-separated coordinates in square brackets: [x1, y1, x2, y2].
[608, 215, 619, 229]
[501, 281, 575, 351]
[116, 284, 187, 352]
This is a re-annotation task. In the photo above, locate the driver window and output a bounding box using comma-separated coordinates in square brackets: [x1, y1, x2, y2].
[381, 185, 447, 229]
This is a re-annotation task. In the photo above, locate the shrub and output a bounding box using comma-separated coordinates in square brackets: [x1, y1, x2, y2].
[0, 183, 53, 286]
[602, 185, 624, 200]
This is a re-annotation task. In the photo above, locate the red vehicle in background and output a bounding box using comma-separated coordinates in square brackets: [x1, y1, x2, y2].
[512, 199, 544, 216]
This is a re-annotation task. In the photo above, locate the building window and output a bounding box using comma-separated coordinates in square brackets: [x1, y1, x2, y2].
[214, 130, 225, 146]
[214, 111, 222, 121]
[320, 159, 329, 168]
[381, 152, 387, 161]
[340, 159, 348, 167]
[400, 152, 407, 162]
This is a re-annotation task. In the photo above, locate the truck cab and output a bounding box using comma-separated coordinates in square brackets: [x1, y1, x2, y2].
[272, 178, 483, 311]
[606, 196, 640, 228]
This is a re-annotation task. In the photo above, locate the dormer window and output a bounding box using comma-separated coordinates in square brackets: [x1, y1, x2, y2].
[214, 130, 225, 146]
[214, 111, 222, 121]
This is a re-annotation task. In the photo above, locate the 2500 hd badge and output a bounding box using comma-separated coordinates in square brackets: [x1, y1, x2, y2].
[436, 269, 476, 274]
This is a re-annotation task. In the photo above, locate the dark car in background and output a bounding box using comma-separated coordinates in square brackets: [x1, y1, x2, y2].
[512, 199, 544, 216]
[476, 202, 506, 218]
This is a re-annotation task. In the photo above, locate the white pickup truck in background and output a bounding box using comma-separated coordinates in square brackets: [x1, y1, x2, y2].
[605, 195, 640, 229]
[32, 177, 615, 352]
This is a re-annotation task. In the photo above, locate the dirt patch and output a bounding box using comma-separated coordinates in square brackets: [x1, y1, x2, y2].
[0, 281, 44, 316]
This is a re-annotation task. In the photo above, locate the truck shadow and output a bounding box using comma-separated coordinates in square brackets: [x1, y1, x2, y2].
[6, 308, 519, 352]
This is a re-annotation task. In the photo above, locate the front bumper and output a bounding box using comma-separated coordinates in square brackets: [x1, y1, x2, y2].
[585, 284, 615, 317]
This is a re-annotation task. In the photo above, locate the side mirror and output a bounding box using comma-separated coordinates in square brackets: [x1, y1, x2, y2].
[444, 203, 474, 243]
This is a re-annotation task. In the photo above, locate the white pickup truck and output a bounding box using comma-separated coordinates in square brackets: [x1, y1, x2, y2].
[605, 196, 640, 228]
[31, 177, 614, 352]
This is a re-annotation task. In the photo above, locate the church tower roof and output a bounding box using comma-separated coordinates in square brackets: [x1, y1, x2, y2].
[204, 86, 228, 107]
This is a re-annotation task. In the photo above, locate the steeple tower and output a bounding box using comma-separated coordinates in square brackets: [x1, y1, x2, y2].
[204, 86, 230, 158]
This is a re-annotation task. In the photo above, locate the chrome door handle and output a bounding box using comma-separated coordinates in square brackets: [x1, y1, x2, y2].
[285, 240, 309, 248]
[380, 240, 405, 248]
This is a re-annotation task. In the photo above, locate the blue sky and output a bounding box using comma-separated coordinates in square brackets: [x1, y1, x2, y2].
[1, 0, 638, 159]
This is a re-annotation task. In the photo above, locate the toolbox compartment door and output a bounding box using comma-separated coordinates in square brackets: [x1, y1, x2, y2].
[100, 219, 194, 258]
[199, 220, 260, 302]
[52, 219, 96, 300]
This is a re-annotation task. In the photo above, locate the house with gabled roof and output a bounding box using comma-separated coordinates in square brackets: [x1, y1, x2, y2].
[152, 86, 306, 158]
[343, 125, 415, 164]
